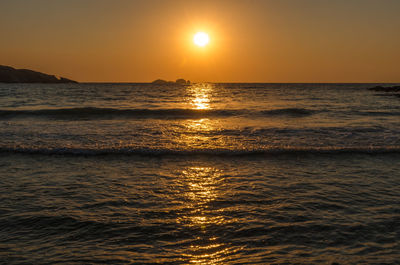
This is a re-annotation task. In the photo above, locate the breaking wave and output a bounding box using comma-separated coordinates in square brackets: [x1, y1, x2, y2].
[0, 107, 316, 120]
[2, 146, 400, 156]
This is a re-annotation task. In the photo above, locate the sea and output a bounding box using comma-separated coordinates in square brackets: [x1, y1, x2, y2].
[0, 83, 399, 264]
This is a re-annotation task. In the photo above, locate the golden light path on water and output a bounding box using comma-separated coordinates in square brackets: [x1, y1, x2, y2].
[179, 118, 214, 149]
[179, 83, 219, 150]
[172, 84, 239, 263]
[176, 166, 239, 264]
[188, 83, 213, 110]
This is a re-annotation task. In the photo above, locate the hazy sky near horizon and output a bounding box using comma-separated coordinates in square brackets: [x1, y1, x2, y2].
[1, 0, 400, 82]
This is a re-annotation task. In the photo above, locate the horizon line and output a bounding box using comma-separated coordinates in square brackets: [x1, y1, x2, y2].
[77, 81, 400, 84]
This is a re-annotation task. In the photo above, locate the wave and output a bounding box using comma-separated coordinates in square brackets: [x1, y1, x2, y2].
[2, 146, 400, 156]
[0, 107, 315, 120]
[5, 107, 400, 120]
[261, 108, 315, 116]
[355, 110, 400, 116]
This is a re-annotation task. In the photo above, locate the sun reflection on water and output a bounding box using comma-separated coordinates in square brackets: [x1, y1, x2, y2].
[169, 84, 239, 263]
[175, 166, 238, 264]
[176, 83, 216, 149]
[187, 83, 213, 110]
[171, 82, 230, 151]
[177, 118, 219, 149]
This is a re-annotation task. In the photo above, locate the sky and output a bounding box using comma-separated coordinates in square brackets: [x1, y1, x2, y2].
[1, 0, 400, 83]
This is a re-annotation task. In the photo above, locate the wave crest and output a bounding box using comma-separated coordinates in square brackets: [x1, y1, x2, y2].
[0, 107, 316, 120]
[1, 146, 400, 156]
[261, 108, 315, 116]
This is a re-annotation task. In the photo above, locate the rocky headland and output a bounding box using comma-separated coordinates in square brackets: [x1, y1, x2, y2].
[0, 65, 77, 83]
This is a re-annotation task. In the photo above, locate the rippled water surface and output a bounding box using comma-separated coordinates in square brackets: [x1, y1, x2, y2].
[0, 83, 399, 264]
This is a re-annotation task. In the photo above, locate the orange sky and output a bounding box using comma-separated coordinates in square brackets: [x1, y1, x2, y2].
[1, 0, 400, 82]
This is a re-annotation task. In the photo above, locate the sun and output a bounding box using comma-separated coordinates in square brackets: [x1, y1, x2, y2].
[193, 32, 210, 47]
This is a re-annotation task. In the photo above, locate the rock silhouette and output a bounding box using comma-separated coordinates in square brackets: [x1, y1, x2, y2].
[368, 85, 400, 98]
[151, 78, 190, 85]
[175, 78, 190, 85]
[368, 85, 400, 92]
[0, 65, 77, 83]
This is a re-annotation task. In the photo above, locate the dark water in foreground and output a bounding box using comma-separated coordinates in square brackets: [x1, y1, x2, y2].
[0, 83, 399, 264]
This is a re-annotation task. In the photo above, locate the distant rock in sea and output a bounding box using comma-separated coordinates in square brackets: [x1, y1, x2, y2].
[368, 85, 400, 92]
[151, 79, 170, 85]
[0, 65, 77, 83]
[175, 78, 190, 85]
[368, 85, 400, 98]
[151, 78, 190, 85]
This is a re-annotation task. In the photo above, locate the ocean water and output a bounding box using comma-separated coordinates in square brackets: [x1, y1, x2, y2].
[0, 83, 399, 264]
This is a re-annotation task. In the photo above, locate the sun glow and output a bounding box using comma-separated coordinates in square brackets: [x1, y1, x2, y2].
[193, 32, 210, 47]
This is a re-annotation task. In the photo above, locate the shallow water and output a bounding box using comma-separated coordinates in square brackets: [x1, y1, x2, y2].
[1, 154, 399, 264]
[0, 83, 399, 264]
